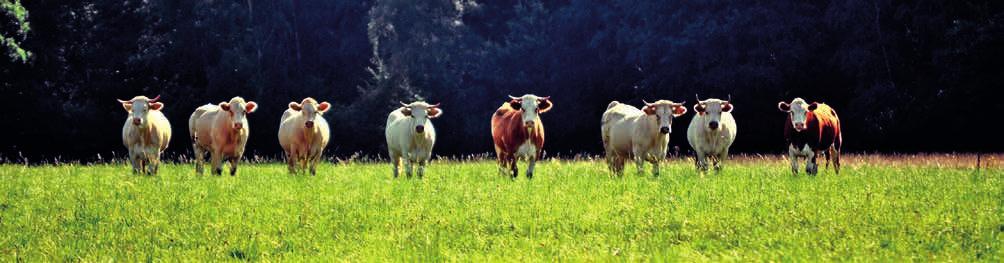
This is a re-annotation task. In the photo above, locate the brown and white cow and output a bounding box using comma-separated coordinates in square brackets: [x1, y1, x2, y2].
[119, 95, 172, 175]
[601, 100, 687, 176]
[189, 97, 258, 176]
[278, 98, 331, 176]
[778, 98, 842, 175]
[491, 94, 552, 179]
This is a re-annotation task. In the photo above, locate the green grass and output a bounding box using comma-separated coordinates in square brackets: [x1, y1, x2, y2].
[0, 157, 1001, 261]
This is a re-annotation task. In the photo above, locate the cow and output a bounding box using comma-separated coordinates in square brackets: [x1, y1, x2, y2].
[188, 96, 258, 176]
[687, 95, 737, 172]
[601, 100, 687, 176]
[385, 101, 442, 178]
[278, 97, 331, 176]
[491, 94, 552, 179]
[119, 95, 172, 175]
[777, 98, 842, 175]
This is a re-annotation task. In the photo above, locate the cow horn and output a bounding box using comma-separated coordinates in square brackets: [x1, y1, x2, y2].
[674, 101, 686, 106]
[642, 99, 652, 106]
[429, 102, 441, 108]
[695, 94, 702, 103]
[508, 95, 521, 101]
[399, 101, 410, 107]
[148, 95, 161, 103]
[117, 99, 131, 103]
[538, 96, 550, 101]
[727, 94, 732, 103]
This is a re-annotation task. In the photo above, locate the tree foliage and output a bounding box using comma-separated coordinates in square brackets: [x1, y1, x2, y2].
[1, 0, 1002, 162]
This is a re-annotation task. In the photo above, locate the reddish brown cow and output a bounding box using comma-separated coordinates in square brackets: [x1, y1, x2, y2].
[778, 98, 843, 175]
[491, 94, 552, 179]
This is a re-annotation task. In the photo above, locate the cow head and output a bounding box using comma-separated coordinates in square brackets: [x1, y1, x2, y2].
[508, 94, 552, 130]
[778, 98, 814, 132]
[118, 95, 164, 127]
[219, 96, 257, 130]
[288, 97, 330, 129]
[400, 101, 442, 134]
[693, 94, 733, 131]
[642, 99, 687, 134]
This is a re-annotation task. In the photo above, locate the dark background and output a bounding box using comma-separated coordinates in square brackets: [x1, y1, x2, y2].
[2, 0, 1002, 163]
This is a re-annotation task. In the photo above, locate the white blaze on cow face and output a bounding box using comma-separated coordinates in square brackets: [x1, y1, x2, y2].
[400, 101, 442, 134]
[219, 97, 258, 130]
[779, 98, 810, 131]
[120, 95, 164, 127]
[289, 98, 330, 129]
[643, 100, 688, 134]
[508, 94, 552, 129]
[693, 98, 733, 131]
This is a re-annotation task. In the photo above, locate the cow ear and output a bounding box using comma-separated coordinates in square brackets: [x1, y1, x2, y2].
[219, 102, 231, 111]
[428, 107, 442, 118]
[149, 102, 164, 111]
[808, 102, 818, 111]
[401, 107, 412, 116]
[672, 105, 687, 117]
[778, 102, 790, 112]
[245, 101, 258, 113]
[538, 99, 552, 113]
[722, 103, 733, 113]
[288, 102, 302, 111]
[508, 100, 522, 110]
[120, 101, 133, 112]
[693, 103, 706, 113]
[643, 105, 656, 115]
[317, 102, 331, 113]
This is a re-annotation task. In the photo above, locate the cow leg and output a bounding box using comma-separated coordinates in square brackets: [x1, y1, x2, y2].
[509, 157, 519, 179]
[806, 150, 818, 175]
[193, 145, 205, 175]
[650, 157, 660, 177]
[404, 156, 414, 178]
[788, 149, 800, 175]
[309, 153, 320, 176]
[128, 151, 140, 174]
[695, 152, 708, 172]
[229, 157, 239, 176]
[389, 150, 401, 178]
[714, 150, 728, 172]
[417, 160, 427, 179]
[527, 157, 536, 179]
[832, 148, 841, 174]
[149, 148, 161, 175]
[210, 151, 223, 176]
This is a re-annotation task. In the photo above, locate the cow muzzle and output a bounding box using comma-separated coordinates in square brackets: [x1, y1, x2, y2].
[708, 121, 719, 130]
[305, 121, 314, 128]
[794, 123, 806, 131]
[415, 125, 425, 133]
[233, 123, 243, 129]
[660, 127, 670, 134]
[132, 118, 142, 126]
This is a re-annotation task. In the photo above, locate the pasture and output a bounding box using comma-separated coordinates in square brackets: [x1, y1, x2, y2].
[0, 155, 1001, 261]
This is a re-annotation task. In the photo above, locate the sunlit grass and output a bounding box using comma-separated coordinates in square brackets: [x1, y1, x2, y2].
[0, 156, 1001, 261]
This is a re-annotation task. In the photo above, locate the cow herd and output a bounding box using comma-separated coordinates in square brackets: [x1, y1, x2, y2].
[118, 94, 843, 178]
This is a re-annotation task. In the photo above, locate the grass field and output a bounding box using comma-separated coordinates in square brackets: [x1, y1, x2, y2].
[0, 155, 1001, 261]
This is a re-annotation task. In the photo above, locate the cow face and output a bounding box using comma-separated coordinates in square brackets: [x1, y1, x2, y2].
[693, 97, 733, 131]
[778, 98, 810, 131]
[119, 95, 163, 127]
[400, 101, 442, 134]
[219, 97, 257, 130]
[643, 100, 687, 134]
[508, 94, 552, 129]
[289, 98, 330, 129]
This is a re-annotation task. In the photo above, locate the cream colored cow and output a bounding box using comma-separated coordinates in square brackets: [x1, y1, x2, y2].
[687, 95, 737, 172]
[602, 100, 687, 176]
[188, 97, 258, 176]
[278, 98, 331, 175]
[119, 95, 172, 175]
[385, 101, 442, 178]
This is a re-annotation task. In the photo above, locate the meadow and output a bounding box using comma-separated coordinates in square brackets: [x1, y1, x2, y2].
[0, 155, 1001, 261]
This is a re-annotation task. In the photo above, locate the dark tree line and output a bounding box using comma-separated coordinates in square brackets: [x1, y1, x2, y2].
[2, 0, 1002, 162]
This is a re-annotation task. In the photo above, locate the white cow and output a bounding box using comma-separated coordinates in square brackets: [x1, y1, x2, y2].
[119, 95, 172, 175]
[386, 101, 442, 178]
[278, 97, 331, 175]
[602, 100, 687, 176]
[189, 97, 258, 176]
[687, 95, 737, 172]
